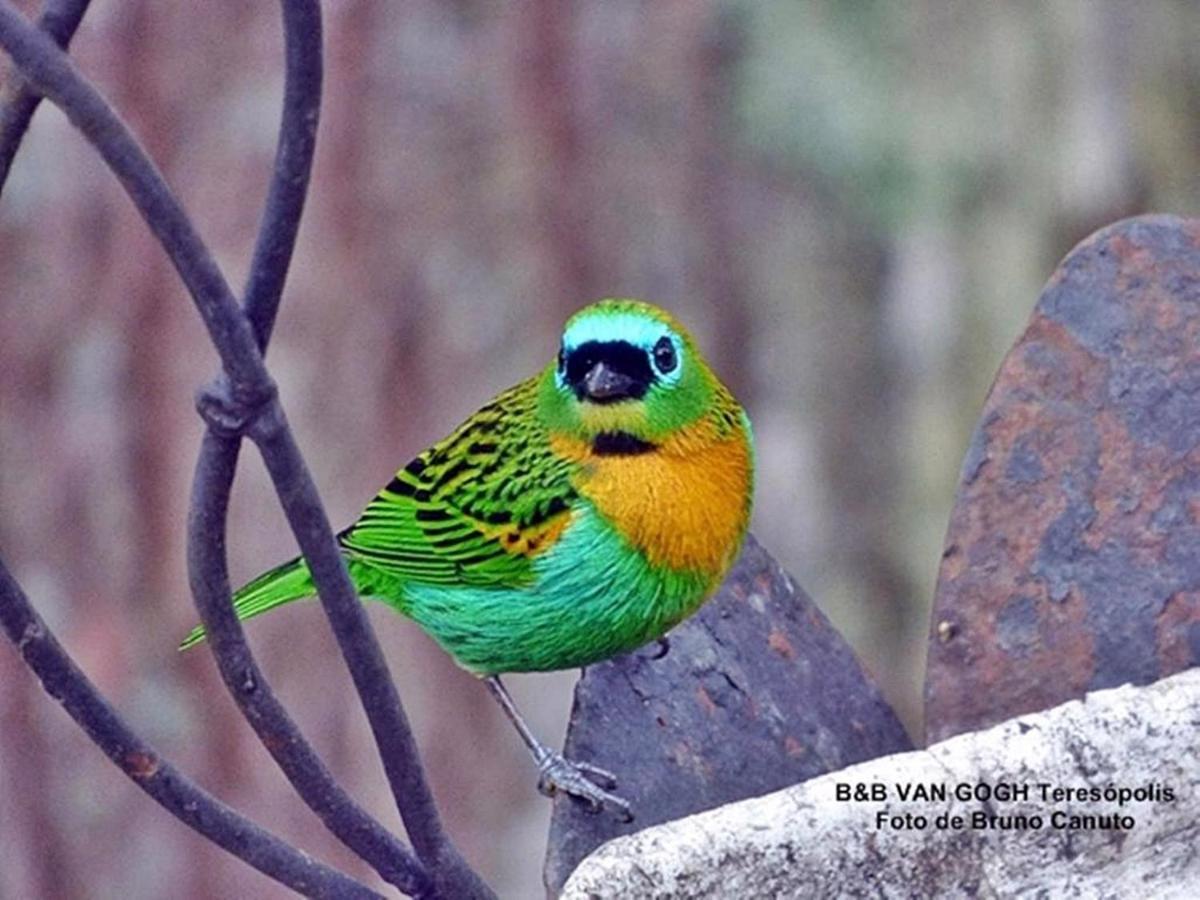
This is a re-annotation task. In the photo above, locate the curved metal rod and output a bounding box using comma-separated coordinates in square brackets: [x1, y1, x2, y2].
[0, 4, 382, 895]
[0, 0, 90, 183]
[0, 1, 414, 895]
[0, 1, 263, 385]
[185, 0, 432, 894]
[243, 0, 320, 348]
[0, 2, 491, 896]
[189, 431, 432, 897]
[0, 560, 383, 900]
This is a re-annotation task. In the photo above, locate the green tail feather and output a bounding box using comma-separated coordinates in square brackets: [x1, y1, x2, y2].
[179, 557, 314, 650]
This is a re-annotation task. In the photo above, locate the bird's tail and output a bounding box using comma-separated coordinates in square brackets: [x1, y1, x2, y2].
[179, 557, 314, 650]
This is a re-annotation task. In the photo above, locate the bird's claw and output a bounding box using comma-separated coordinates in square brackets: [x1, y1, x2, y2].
[571, 758, 619, 790]
[537, 752, 633, 822]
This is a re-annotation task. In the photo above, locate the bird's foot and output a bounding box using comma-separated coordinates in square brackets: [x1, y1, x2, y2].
[645, 636, 670, 659]
[536, 751, 633, 822]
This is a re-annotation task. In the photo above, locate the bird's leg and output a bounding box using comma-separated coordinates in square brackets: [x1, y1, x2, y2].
[484, 675, 633, 822]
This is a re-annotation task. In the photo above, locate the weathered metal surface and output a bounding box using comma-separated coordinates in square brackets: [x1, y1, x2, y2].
[544, 533, 913, 894]
[926, 215, 1200, 743]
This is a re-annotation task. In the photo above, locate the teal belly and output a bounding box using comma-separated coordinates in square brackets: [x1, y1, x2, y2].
[382, 506, 711, 674]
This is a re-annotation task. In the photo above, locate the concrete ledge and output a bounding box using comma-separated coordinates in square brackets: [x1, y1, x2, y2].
[561, 668, 1200, 898]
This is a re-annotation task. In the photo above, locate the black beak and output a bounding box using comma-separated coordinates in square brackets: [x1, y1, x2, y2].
[564, 340, 653, 403]
[583, 361, 638, 403]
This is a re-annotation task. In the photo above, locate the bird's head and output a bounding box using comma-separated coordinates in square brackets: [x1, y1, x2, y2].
[538, 299, 725, 454]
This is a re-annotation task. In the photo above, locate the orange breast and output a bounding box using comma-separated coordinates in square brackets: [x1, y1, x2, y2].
[551, 420, 753, 576]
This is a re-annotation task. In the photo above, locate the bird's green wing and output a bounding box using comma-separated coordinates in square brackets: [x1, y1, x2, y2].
[338, 377, 578, 589]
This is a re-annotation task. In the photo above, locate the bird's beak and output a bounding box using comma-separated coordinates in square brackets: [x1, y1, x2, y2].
[583, 361, 638, 402]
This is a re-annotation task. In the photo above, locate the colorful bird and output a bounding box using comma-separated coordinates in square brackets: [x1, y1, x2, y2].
[182, 298, 754, 817]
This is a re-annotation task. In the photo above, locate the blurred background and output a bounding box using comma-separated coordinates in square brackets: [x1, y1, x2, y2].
[1, 1, 1197, 897]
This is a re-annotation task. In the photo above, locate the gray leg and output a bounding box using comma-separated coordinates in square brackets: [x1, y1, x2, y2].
[485, 675, 633, 822]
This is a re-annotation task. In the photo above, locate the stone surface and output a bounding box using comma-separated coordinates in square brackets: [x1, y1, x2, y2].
[561, 668, 1200, 899]
[544, 533, 913, 893]
[926, 215, 1200, 743]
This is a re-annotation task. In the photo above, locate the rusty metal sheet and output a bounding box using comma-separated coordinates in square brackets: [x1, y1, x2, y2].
[544, 533, 913, 893]
[926, 215, 1200, 743]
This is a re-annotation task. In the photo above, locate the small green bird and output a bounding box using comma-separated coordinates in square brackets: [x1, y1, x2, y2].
[183, 298, 754, 817]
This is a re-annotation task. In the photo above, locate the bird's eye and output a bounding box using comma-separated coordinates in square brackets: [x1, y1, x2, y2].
[652, 336, 677, 374]
[557, 345, 567, 373]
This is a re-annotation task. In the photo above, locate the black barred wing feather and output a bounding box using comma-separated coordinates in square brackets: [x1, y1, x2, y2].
[338, 379, 578, 589]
